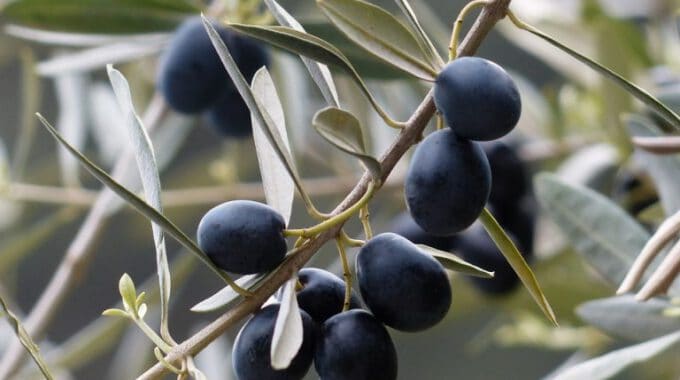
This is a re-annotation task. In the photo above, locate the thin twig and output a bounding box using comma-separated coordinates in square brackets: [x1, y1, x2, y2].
[138, 1, 511, 378]
[636, 239, 680, 300]
[632, 136, 680, 155]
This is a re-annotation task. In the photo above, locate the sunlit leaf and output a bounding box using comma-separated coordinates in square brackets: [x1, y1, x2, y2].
[317, 0, 437, 80]
[416, 244, 494, 278]
[312, 107, 381, 180]
[191, 274, 265, 313]
[393, 0, 443, 69]
[118, 273, 137, 313]
[271, 277, 303, 369]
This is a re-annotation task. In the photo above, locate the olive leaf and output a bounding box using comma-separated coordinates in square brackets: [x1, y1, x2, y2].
[271, 277, 304, 369]
[577, 295, 680, 342]
[250, 68, 295, 225]
[393, 0, 443, 69]
[312, 107, 381, 180]
[416, 244, 494, 278]
[534, 173, 651, 286]
[190, 274, 265, 313]
[263, 0, 340, 106]
[227, 23, 397, 126]
[118, 273, 138, 314]
[316, 0, 437, 80]
[479, 208, 558, 326]
[107, 65, 172, 341]
[553, 331, 680, 380]
[2, 0, 197, 34]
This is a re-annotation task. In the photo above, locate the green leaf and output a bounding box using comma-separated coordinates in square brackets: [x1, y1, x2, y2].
[3, 0, 198, 34]
[393, 0, 443, 70]
[36, 114, 240, 288]
[625, 114, 680, 215]
[271, 277, 304, 369]
[250, 68, 295, 224]
[118, 273, 138, 313]
[101, 308, 129, 318]
[479, 208, 558, 326]
[316, 0, 437, 80]
[577, 295, 680, 342]
[534, 173, 651, 285]
[190, 274, 265, 313]
[227, 23, 396, 125]
[263, 0, 340, 106]
[416, 244, 494, 278]
[509, 15, 680, 131]
[312, 107, 381, 180]
[0, 294, 54, 379]
[553, 331, 680, 380]
[107, 64, 172, 341]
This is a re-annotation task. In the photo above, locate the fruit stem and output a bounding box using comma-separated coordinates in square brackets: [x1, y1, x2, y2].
[436, 114, 445, 130]
[448, 0, 491, 61]
[133, 316, 174, 354]
[340, 230, 365, 247]
[359, 206, 373, 239]
[335, 237, 353, 312]
[284, 181, 377, 238]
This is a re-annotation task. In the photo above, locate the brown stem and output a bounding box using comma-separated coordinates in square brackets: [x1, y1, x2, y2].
[138, 0, 511, 378]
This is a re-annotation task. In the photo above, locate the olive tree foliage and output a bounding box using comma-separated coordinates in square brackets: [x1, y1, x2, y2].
[0, 0, 678, 379]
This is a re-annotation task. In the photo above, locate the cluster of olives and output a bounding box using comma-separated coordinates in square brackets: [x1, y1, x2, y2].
[197, 199, 451, 379]
[400, 56, 535, 295]
[157, 16, 268, 137]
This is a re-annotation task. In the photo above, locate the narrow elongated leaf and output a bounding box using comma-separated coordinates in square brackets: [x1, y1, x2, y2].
[55, 72, 87, 186]
[271, 277, 304, 369]
[4, 24, 171, 47]
[508, 15, 680, 131]
[263, 0, 340, 106]
[553, 331, 680, 380]
[0, 295, 54, 379]
[317, 0, 437, 80]
[416, 244, 494, 278]
[190, 274, 265, 313]
[227, 23, 394, 124]
[534, 173, 651, 285]
[577, 295, 680, 342]
[36, 114, 241, 289]
[251, 69, 295, 224]
[479, 208, 558, 325]
[107, 65, 172, 341]
[393, 0, 443, 69]
[3, 0, 198, 34]
[626, 114, 680, 215]
[312, 107, 381, 180]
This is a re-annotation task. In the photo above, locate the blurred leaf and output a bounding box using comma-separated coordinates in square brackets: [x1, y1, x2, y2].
[191, 274, 265, 313]
[626, 114, 680, 215]
[54, 72, 87, 187]
[227, 23, 395, 119]
[577, 295, 680, 342]
[118, 273, 138, 313]
[312, 107, 381, 180]
[479, 208, 558, 326]
[0, 295, 54, 379]
[534, 173, 650, 285]
[416, 244, 494, 278]
[316, 0, 437, 80]
[393, 0, 443, 69]
[553, 331, 680, 380]
[4, 24, 172, 47]
[101, 309, 129, 318]
[107, 65, 172, 340]
[509, 15, 680, 131]
[3, 0, 197, 34]
[263, 0, 340, 106]
[251, 68, 295, 225]
[271, 277, 303, 369]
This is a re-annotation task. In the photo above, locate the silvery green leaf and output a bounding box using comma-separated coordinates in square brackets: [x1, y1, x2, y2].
[555, 144, 619, 192]
[4, 24, 171, 47]
[251, 68, 295, 225]
[107, 65, 172, 341]
[191, 274, 265, 313]
[312, 107, 381, 180]
[38, 41, 166, 77]
[577, 295, 680, 342]
[626, 114, 680, 215]
[417, 244, 494, 278]
[271, 277, 303, 369]
[553, 331, 680, 380]
[393, 0, 443, 69]
[263, 0, 340, 106]
[535, 173, 651, 285]
[54, 72, 87, 187]
[317, 0, 437, 80]
[118, 274, 137, 313]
